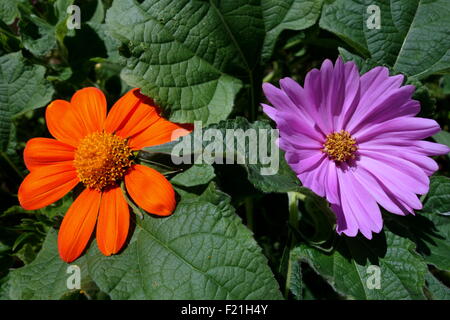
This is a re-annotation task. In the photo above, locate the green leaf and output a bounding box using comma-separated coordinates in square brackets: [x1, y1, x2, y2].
[320, 0, 450, 79]
[261, 0, 323, 61]
[338, 47, 378, 74]
[4, 230, 83, 299]
[105, 0, 271, 124]
[140, 117, 300, 193]
[423, 176, 450, 217]
[171, 164, 216, 187]
[85, 184, 282, 299]
[3, 185, 282, 300]
[19, 0, 75, 57]
[293, 230, 428, 299]
[386, 213, 450, 272]
[425, 272, 450, 300]
[0, 51, 54, 151]
[0, 0, 21, 25]
[384, 177, 450, 271]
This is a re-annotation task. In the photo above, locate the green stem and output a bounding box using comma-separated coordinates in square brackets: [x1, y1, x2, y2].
[0, 151, 23, 178]
[249, 70, 256, 122]
[284, 192, 301, 298]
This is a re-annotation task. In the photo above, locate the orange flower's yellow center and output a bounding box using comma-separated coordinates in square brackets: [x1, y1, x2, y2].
[74, 132, 133, 191]
[322, 130, 358, 162]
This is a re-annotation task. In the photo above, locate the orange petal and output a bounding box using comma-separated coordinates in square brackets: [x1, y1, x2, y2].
[18, 164, 79, 210]
[124, 164, 175, 216]
[45, 100, 87, 146]
[58, 188, 101, 263]
[104, 88, 160, 138]
[128, 118, 192, 150]
[70, 87, 107, 134]
[24, 138, 75, 171]
[96, 186, 130, 256]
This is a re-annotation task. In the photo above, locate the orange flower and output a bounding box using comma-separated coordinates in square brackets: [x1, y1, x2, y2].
[18, 87, 191, 263]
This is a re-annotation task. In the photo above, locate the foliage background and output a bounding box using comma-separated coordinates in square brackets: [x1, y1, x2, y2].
[0, 0, 449, 300]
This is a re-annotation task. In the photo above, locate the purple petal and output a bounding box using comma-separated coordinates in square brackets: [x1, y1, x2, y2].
[262, 83, 299, 114]
[357, 153, 424, 210]
[334, 168, 383, 239]
[353, 165, 414, 216]
[348, 85, 419, 133]
[359, 143, 439, 176]
[298, 155, 329, 197]
[354, 117, 442, 143]
[409, 140, 450, 156]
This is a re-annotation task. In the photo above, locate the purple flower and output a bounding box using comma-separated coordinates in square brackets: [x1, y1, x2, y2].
[262, 57, 450, 239]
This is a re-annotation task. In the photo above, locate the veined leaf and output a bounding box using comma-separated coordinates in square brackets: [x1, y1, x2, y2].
[85, 183, 282, 299]
[3, 230, 87, 299]
[140, 117, 300, 193]
[0, 0, 22, 25]
[385, 176, 450, 271]
[0, 51, 54, 152]
[423, 176, 450, 217]
[105, 0, 269, 124]
[171, 164, 216, 187]
[261, 0, 323, 61]
[293, 230, 427, 299]
[320, 0, 450, 79]
[2, 185, 282, 300]
[425, 272, 450, 300]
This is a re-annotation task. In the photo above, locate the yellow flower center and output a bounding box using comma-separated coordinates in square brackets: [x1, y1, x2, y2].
[322, 130, 358, 162]
[74, 132, 133, 191]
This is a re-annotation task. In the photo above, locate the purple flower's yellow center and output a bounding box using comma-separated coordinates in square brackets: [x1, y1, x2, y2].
[74, 132, 133, 191]
[322, 130, 358, 162]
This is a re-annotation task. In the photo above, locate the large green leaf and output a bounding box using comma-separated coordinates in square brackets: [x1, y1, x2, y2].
[140, 117, 301, 193]
[261, 0, 323, 61]
[0, 52, 54, 152]
[85, 186, 282, 299]
[105, 0, 269, 124]
[320, 0, 450, 79]
[293, 230, 428, 299]
[2, 185, 282, 300]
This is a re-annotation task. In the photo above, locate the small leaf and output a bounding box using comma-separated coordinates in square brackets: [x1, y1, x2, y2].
[261, 0, 323, 61]
[433, 131, 450, 159]
[423, 176, 450, 217]
[171, 164, 216, 187]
